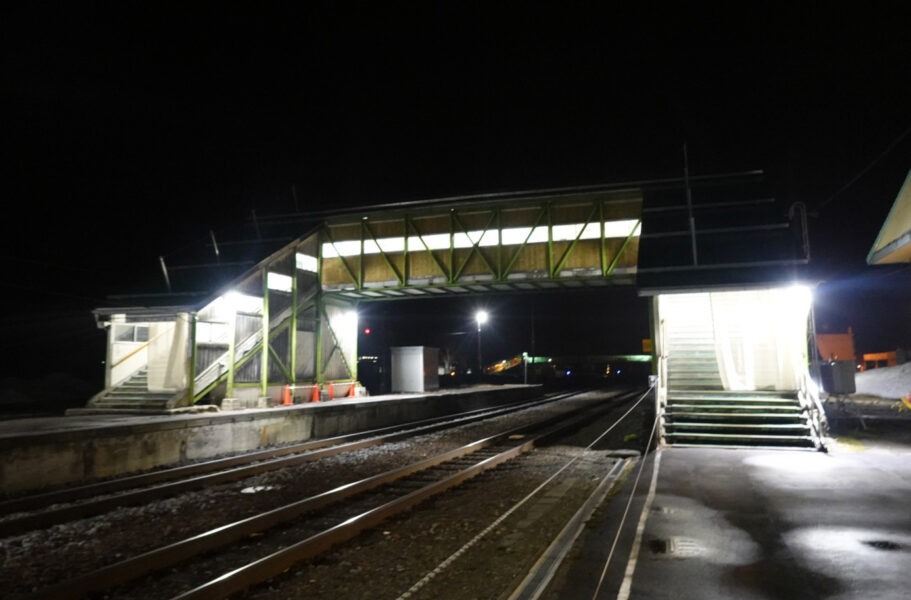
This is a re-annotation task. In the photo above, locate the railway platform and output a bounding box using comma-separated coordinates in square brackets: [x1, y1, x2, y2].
[551, 436, 911, 599]
[0, 384, 540, 496]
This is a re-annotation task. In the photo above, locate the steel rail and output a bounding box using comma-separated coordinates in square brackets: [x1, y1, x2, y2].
[0, 392, 575, 537]
[0, 392, 563, 515]
[171, 390, 637, 600]
[26, 389, 631, 600]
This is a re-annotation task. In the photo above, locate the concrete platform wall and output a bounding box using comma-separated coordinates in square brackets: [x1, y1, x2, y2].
[0, 385, 540, 496]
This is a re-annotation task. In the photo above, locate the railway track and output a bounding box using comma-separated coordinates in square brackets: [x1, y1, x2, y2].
[0, 390, 584, 537]
[19, 388, 641, 600]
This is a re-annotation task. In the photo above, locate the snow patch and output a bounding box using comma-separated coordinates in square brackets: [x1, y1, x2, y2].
[854, 363, 911, 400]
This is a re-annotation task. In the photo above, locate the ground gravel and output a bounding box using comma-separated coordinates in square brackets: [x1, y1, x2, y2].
[0, 389, 631, 596]
[239, 389, 652, 600]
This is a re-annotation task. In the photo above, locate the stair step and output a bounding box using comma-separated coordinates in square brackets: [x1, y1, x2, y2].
[668, 403, 802, 412]
[669, 390, 797, 397]
[92, 402, 170, 410]
[669, 384, 725, 390]
[666, 443, 818, 451]
[102, 394, 175, 402]
[665, 422, 810, 433]
[667, 396, 798, 404]
[107, 390, 175, 396]
[666, 412, 807, 423]
[664, 432, 816, 448]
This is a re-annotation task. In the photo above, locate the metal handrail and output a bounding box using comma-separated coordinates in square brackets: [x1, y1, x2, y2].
[109, 322, 176, 369]
[798, 371, 828, 450]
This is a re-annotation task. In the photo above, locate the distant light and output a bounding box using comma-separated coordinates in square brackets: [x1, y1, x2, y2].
[617, 369, 622, 375]
[450, 371, 456, 376]
[364, 328, 371, 335]
[566, 370, 572, 376]
[475, 310, 489, 326]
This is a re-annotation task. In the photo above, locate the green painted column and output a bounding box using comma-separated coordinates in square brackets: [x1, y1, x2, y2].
[226, 308, 237, 397]
[315, 294, 324, 383]
[290, 268, 298, 386]
[188, 312, 197, 401]
[261, 274, 270, 397]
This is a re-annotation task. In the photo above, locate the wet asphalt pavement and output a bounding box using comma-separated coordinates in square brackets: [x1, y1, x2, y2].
[554, 438, 911, 600]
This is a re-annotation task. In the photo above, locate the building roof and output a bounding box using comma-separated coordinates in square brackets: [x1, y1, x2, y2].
[868, 169, 911, 264]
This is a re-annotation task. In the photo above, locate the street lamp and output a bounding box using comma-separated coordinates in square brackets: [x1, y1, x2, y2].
[475, 310, 488, 378]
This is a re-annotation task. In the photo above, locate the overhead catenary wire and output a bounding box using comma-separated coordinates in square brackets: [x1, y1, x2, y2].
[814, 122, 911, 214]
[590, 400, 661, 600]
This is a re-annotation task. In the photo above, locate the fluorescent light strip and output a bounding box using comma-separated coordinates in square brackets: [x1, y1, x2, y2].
[322, 220, 639, 259]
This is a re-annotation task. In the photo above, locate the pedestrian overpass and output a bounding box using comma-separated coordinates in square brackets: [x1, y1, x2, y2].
[90, 172, 825, 448]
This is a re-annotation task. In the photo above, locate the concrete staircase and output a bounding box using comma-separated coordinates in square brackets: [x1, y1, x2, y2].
[87, 370, 182, 411]
[663, 322, 815, 449]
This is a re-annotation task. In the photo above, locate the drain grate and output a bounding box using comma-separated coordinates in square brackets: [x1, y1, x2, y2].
[864, 540, 904, 551]
[648, 537, 702, 558]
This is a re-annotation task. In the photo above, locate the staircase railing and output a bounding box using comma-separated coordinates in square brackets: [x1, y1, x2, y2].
[656, 318, 669, 445]
[192, 301, 298, 400]
[798, 371, 829, 450]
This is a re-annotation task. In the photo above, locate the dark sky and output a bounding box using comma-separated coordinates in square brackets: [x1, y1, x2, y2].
[3, 5, 911, 383]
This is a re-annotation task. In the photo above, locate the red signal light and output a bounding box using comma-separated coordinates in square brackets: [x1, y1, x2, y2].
[364, 328, 371, 335]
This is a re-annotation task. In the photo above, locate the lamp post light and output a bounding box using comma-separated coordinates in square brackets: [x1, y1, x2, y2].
[523, 351, 528, 385]
[475, 310, 488, 379]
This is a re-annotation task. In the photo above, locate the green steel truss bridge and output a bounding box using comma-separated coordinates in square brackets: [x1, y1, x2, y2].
[90, 172, 808, 411]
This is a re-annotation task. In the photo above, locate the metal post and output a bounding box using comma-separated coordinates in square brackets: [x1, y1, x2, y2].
[599, 200, 607, 276]
[449, 210, 455, 284]
[683, 144, 698, 266]
[226, 307, 237, 398]
[315, 295, 324, 384]
[359, 219, 365, 290]
[104, 323, 113, 389]
[316, 233, 324, 384]
[261, 273, 270, 397]
[188, 313, 197, 402]
[546, 202, 554, 277]
[648, 297, 658, 376]
[477, 321, 482, 379]
[290, 267, 298, 387]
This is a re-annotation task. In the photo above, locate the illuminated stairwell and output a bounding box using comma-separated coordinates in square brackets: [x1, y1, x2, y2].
[661, 308, 815, 449]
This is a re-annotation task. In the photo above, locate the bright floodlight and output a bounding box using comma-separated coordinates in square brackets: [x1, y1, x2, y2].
[475, 310, 489, 326]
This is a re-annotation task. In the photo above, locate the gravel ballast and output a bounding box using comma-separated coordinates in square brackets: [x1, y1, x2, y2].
[0, 388, 652, 598]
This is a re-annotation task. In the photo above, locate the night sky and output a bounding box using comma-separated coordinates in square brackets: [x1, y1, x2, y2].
[3, 5, 911, 389]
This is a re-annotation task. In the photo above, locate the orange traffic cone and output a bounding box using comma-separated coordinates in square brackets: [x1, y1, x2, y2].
[311, 384, 320, 403]
[328, 382, 334, 399]
[282, 385, 292, 406]
[348, 381, 356, 397]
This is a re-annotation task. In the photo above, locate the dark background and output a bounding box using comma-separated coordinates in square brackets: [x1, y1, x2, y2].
[2, 4, 910, 397]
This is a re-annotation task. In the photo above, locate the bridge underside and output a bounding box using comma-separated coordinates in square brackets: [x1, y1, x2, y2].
[91, 188, 644, 410]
